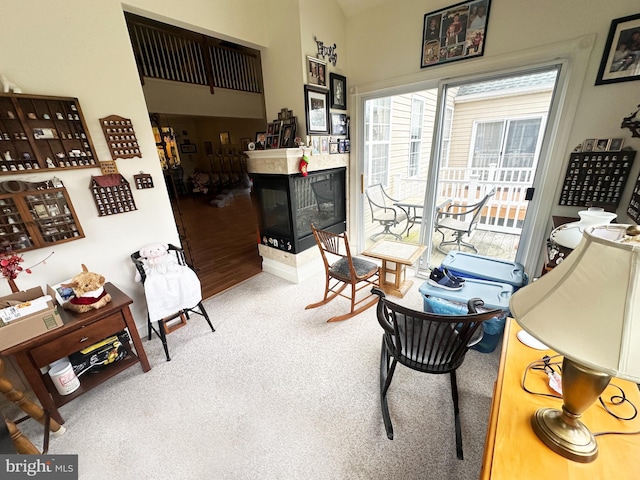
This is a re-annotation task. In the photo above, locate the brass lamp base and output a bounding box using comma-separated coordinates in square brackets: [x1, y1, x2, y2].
[530, 357, 611, 464]
[532, 408, 598, 463]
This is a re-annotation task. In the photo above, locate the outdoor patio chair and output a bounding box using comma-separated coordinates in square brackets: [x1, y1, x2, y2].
[372, 288, 501, 459]
[306, 224, 380, 322]
[434, 189, 495, 254]
[365, 184, 408, 241]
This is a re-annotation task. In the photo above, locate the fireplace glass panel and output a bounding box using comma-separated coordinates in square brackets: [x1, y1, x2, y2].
[252, 167, 346, 253]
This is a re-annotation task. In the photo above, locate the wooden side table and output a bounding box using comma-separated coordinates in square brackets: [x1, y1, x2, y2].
[0, 283, 150, 425]
[362, 240, 426, 297]
[481, 319, 640, 479]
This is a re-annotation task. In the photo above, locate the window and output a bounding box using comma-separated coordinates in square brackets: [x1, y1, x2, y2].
[440, 106, 454, 167]
[364, 97, 392, 186]
[471, 117, 542, 169]
[408, 97, 424, 177]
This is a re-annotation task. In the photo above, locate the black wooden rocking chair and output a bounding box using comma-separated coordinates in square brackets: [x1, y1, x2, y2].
[372, 288, 501, 459]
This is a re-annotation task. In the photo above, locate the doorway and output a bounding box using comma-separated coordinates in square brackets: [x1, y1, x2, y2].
[360, 66, 561, 276]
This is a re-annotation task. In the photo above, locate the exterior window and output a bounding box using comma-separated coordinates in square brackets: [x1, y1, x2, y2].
[440, 106, 453, 166]
[471, 117, 542, 169]
[408, 97, 424, 177]
[365, 97, 392, 186]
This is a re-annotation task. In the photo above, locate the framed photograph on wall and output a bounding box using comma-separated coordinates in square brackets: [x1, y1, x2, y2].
[329, 73, 347, 110]
[594, 139, 611, 152]
[306, 56, 327, 87]
[595, 13, 640, 85]
[179, 143, 197, 154]
[420, 0, 492, 69]
[582, 139, 596, 152]
[608, 138, 624, 151]
[331, 113, 348, 135]
[304, 85, 330, 134]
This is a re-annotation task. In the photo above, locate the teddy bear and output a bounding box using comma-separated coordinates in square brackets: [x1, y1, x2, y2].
[134, 243, 181, 281]
[62, 264, 112, 313]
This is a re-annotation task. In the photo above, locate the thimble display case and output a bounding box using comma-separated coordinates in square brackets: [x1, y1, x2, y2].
[0, 179, 84, 253]
[0, 93, 98, 173]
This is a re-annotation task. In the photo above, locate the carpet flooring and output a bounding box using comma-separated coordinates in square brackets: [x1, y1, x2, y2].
[18, 269, 501, 480]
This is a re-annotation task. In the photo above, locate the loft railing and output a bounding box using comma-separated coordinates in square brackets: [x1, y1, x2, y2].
[126, 13, 263, 94]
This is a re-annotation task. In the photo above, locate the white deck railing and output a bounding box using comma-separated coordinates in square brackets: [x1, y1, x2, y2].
[392, 164, 534, 234]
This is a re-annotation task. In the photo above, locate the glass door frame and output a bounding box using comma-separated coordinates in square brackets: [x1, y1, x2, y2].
[351, 34, 596, 278]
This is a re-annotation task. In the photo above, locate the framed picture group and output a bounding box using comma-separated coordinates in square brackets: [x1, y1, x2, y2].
[256, 116, 297, 150]
[582, 137, 624, 153]
[420, 0, 491, 69]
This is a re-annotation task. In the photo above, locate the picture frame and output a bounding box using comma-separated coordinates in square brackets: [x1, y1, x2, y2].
[608, 138, 624, 151]
[280, 124, 295, 148]
[594, 139, 611, 152]
[306, 56, 327, 87]
[331, 113, 348, 136]
[595, 13, 640, 86]
[582, 139, 596, 152]
[220, 131, 230, 145]
[311, 136, 321, 154]
[329, 141, 339, 154]
[420, 0, 492, 69]
[329, 73, 347, 110]
[179, 143, 197, 154]
[320, 136, 329, 154]
[255, 131, 267, 149]
[304, 85, 330, 135]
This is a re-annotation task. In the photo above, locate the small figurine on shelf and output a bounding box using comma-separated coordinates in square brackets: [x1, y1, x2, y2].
[46, 157, 55, 168]
[4, 151, 12, 161]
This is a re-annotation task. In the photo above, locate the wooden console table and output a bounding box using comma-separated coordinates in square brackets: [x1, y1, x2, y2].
[0, 283, 150, 425]
[362, 240, 426, 297]
[481, 319, 640, 479]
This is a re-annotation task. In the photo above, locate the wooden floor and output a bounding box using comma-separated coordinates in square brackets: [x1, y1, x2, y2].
[171, 192, 263, 300]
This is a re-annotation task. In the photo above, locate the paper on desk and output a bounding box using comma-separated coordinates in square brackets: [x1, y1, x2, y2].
[0, 295, 53, 324]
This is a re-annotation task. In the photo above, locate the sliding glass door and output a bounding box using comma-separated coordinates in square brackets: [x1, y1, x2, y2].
[360, 65, 561, 276]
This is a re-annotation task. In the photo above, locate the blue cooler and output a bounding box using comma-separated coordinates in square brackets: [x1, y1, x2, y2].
[441, 251, 528, 291]
[418, 278, 513, 353]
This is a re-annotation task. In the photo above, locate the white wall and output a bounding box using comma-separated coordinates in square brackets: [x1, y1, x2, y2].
[345, 0, 640, 224]
[0, 0, 271, 328]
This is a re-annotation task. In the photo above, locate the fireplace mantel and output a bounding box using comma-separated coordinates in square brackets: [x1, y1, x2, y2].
[246, 148, 348, 175]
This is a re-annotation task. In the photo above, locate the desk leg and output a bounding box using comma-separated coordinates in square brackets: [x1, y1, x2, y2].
[122, 306, 151, 372]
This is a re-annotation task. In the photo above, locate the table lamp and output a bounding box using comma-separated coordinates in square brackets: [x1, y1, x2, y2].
[509, 223, 640, 463]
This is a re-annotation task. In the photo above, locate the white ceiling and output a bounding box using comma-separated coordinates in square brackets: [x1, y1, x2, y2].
[335, 0, 389, 18]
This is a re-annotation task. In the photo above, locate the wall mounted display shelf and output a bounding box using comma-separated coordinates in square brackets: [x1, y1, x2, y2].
[0, 179, 84, 253]
[558, 150, 636, 207]
[90, 174, 137, 216]
[99, 115, 141, 160]
[0, 93, 98, 174]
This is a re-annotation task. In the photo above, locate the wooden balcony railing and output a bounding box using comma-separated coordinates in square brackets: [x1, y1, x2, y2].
[393, 165, 534, 235]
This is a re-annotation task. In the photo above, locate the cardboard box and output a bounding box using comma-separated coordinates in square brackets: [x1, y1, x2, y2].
[0, 286, 64, 352]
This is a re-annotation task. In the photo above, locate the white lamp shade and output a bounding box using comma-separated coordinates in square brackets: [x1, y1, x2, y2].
[510, 224, 640, 383]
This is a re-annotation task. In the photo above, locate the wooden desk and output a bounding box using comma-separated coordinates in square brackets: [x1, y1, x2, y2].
[0, 283, 151, 425]
[362, 240, 426, 297]
[481, 319, 640, 479]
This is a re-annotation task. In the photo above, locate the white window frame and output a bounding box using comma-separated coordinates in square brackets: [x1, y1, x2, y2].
[408, 96, 424, 178]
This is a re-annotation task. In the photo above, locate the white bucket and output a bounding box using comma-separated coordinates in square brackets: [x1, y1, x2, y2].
[48, 358, 80, 395]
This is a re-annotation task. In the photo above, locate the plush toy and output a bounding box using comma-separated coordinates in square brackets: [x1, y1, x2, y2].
[135, 243, 180, 281]
[62, 264, 112, 313]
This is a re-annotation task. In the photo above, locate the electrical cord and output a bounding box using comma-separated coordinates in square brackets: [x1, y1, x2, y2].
[522, 355, 639, 437]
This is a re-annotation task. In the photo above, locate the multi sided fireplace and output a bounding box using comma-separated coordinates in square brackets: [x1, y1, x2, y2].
[251, 167, 346, 254]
